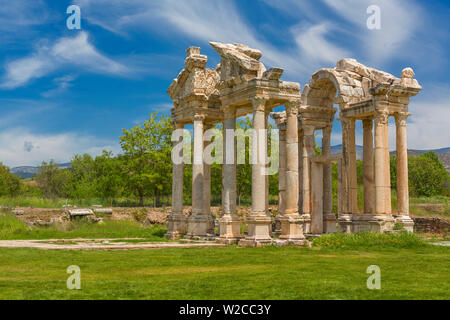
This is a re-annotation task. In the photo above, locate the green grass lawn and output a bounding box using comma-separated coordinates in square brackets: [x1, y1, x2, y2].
[0, 212, 167, 241]
[0, 244, 448, 300]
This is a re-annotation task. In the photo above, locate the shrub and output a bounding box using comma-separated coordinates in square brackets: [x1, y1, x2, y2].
[312, 232, 427, 249]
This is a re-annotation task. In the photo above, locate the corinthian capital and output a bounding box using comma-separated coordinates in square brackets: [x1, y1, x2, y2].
[193, 113, 206, 122]
[285, 100, 299, 117]
[395, 113, 409, 127]
[374, 111, 389, 126]
[252, 96, 267, 113]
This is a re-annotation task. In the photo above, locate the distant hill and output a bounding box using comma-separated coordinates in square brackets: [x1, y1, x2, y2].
[10, 163, 71, 179]
[331, 145, 450, 172]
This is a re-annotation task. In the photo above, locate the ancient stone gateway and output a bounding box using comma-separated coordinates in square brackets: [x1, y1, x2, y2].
[166, 42, 421, 245]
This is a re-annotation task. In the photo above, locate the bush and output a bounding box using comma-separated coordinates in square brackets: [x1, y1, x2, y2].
[408, 152, 448, 197]
[312, 232, 427, 249]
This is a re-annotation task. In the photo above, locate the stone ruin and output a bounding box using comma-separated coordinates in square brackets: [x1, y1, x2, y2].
[166, 42, 422, 246]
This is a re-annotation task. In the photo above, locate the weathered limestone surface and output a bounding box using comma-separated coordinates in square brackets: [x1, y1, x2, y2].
[168, 43, 422, 242]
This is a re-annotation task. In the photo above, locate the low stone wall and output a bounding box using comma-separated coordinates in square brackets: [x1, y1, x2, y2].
[412, 216, 450, 234]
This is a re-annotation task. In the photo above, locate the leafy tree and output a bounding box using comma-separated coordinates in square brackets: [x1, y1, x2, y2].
[0, 163, 20, 197]
[120, 112, 173, 206]
[35, 161, 72, 199]
[408, 152, 448, 197]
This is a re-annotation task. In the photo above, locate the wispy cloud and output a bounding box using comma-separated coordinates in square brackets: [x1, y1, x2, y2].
[0, 32, 129, 89]
[0, 0, 53, 43]
[41, 74, 77, 98]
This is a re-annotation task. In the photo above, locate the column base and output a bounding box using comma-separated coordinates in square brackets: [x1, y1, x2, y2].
[338, 214, 353, 233]
[165, 213, 187, 239]
[324, 213, 337, 233]
[352, 214, 395, 233]
[218, 214, 242, 243]
[279, 214, 305, 240]
[187, 215, 214, 238]
[239, 213, 272, 246]
[300, 213, 311, 234]
[394, 215, 415, 233]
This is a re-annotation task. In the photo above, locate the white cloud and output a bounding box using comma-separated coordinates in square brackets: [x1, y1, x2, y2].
[75, 0, 313, 77]
[1, 32, 129, 89]
[321, 0, 422, 64]
[41, 75, 77, 98]
[293, 23, 350, 67]
[0, 128, 121, 167]
[0, 0, 51, 34]
[390, 86, 450, 150]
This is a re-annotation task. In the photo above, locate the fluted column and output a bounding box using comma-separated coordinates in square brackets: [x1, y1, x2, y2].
[363, 119, 375, 214]
[322, 126, 332, 215]
[396, 113, 409, 215]
[166, 122, 186, 239]
[278, 126, 287, 216]
[203, 123, 212, 218]
[172, 122, 184, 215]
[188, 114, 212, 237]
[374, 112, 390, 214]
[220, 107, 242, 241]
[302, 125, 315, 215]
[241, 97, 272, 245]
[280, 101, 303, 241]
[298, 127, 303, 211]
[348, 119, 358, 214]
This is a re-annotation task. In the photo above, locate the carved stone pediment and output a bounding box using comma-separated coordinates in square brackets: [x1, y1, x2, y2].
[210, 42, 266, 82]
[167, 47, 219, 104]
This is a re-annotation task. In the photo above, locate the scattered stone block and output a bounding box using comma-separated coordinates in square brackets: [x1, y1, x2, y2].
[68, 209, 94, 218]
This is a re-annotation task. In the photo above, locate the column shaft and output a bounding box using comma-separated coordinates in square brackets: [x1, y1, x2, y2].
[284, 104, 299, 215]
[302, 125, 315, 215]
[298, 128, 303, 211]
[322, 126, 332, 215]
[278, 128, 287, 216]
[396, 114, 409, 215]
[374, 112, 389, 214]
[363, 119, 375, 213]
[349, 119, 358, 214]
[172, 123, 184, 214]
[220, 108, 241, 241]
[192, 117, 204, 215]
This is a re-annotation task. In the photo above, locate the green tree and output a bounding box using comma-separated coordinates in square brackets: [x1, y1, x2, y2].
[120, 112, 173, 206]
[0, 163, 20, 197]
[408, 152, 448, 197]
[35, 161, 72, 199]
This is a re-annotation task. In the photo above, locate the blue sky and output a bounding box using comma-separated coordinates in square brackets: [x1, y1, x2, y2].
[0, 0, 449, 167]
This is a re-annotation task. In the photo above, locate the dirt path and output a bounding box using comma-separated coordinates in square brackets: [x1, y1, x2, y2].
[0, 239, 227, 250]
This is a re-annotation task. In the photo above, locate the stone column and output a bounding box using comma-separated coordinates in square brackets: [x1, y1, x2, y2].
[203, 123, 213, 234]
[322, 127, 332, 215]
[322, 126, 336, 233]
[219, 107, 242, 242]
[374, 112, 390, 215]
[338, 117, 353, 232]
[301, 124, 315, 234]
[275, 124, 287, 234]
[384, 116, 392, 215]
[298, 127, 303, 211]
[363, 119, 375, 214]
[241, 97, 272, 245]
[348, 119, 358, 214]
[166, 122, 187, 239]
[188, 114, 212, 237]
[311, 161, 324, 234]
[395, 113, 414, 231]
[280, 101, 304, 241]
